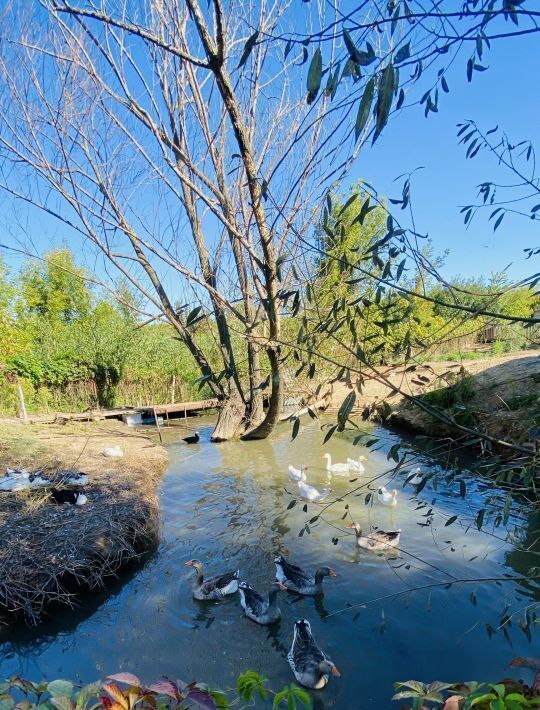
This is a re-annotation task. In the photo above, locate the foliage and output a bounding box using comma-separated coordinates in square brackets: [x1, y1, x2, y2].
[0, 671, 312, 710]
[393, 663, 540, 709]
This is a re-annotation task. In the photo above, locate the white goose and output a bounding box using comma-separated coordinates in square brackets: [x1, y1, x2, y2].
[323, 453, 350, 477]
[297, 479, 330, 503]
[377, 486, 398, 507]
[405, 467, 423, 486]
[346, 456, 367, 473]
[288, 464, 308, 482]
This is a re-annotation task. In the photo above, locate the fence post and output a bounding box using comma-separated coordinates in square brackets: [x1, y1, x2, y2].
[17, 380, 28, 422]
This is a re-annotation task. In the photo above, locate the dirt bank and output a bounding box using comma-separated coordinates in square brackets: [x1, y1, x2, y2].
[329, 351, 540, 452]
[0, 421, 168, 626]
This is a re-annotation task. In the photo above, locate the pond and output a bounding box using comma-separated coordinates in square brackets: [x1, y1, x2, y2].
[0, 417, 538, 708]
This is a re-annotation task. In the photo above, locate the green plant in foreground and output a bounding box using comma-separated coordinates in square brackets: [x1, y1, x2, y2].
[0, 671, 312, 710]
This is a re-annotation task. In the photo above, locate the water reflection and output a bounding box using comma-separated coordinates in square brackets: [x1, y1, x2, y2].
[0, 418, 537, 708]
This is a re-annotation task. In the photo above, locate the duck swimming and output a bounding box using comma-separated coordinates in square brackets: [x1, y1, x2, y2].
[274, 555, 336, 596]
[377, 486, 398, 507]
[185, 559, 239, 600]
[238, 581, 285, 625]
[182, 432, 200, 445]
[288, 464, 308, 482]
[346, 522, 401, 551]
[288, 619, 341, 689]
[323, 453, 350, 477]
[346, 456, 366, 473]
[297, 479, 330, 503]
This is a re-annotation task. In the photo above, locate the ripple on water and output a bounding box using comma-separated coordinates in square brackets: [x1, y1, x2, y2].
[0, 418, 538, 708]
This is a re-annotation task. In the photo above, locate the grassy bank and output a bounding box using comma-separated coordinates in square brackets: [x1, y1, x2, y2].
[0, 421, 168, 626]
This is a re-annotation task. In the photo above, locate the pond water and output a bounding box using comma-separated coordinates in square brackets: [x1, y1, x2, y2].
[1, 417, 539, 708]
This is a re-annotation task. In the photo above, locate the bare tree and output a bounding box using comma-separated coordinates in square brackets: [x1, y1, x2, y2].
[1, 0, 538, 441]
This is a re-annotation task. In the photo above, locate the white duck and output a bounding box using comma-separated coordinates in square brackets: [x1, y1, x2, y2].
[288, 464, 308, 482]
[297, 479, 330, 503]
[0, 469, 30, 492]
[377, 486, 398, 507]
[102, 446, 123, 458]
[323, 453, 350, 477]
[405, 467, 423, 486]
[346, 456, 367, 473]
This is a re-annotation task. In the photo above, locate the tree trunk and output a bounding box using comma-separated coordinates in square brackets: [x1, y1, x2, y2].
[242, 348, 283, 440]
[211, 385, 246, 441]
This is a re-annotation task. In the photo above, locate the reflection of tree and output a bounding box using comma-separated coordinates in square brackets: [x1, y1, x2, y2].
[505, 509, 540, 602]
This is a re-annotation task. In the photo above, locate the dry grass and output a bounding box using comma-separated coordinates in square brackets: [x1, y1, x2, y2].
[0, 421, 168, 626]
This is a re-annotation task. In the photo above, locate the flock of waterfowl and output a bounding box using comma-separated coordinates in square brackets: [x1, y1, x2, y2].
[0, 467, 88, 504]
[183, 440, 418, 691]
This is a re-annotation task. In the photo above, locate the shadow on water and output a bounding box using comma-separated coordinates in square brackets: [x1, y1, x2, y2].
[0, 417, 538, 708]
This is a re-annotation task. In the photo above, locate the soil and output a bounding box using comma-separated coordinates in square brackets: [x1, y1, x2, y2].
[328, 350, 540, 451]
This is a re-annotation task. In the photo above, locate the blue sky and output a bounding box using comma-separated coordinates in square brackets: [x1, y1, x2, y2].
[0, 20, 538, 288]
[353, 31, 540, 283]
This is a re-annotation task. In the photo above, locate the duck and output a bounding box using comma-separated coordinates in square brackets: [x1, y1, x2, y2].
[405, 467, 423, 486]
[323, 453, 350, 477]
[288, 464, 308, 482]
[29, 473, 53, 489]
[274, 555, 336, 596]
[346, 522, 401, 551]
[377, 486, 398, 507]
[6, 467, 30, 478]
[58, 470, 89, 486]
[102, 446, 123, 458]
[297, 479, 330, 503]
[184, 559, 239, 600]
[0, 475, 30, 492]
[288, 619, 341, 689]
[182, 432, 200, 445]
[50, 488, 88, 506]
[346, 456, 367, 473]
[238, 581, 286, 625]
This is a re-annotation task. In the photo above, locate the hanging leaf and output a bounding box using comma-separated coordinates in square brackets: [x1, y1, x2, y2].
[323, 424, 338, 443]
[375, 62, 395, 137]
[338, 391, 356, 430]
[287, 499, 296, 510]
[476, 508, 485, 530]
[307, 47, 323, 104]
[445, 515, 458, 527]
[291, 418, 300, 440]
[355, 77, 375, 140]
[186, 305, 203, 326]
[238, 31, 259, 69]
[395, 42, 410, 64]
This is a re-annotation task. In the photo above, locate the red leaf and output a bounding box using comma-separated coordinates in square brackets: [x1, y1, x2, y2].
[146, 679, 179, 698]
[186, 687, 217, 709]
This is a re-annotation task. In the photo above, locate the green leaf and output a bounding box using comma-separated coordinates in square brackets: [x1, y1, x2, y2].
[395, 42, 410, 64]
[355, 77, 375, 139]
[337, 391, 356, 430]
[445, 515, 458, 527]
[47, 682, 74, 699]
[323, 424, 337, 444]
[307, 48, 323, 103]
[375, 62, 395, 137]
[186, 305, 203, 326]
[476, 508, 485, 530]
[292, 418, 300, 440]
[238, 31, 259, 68]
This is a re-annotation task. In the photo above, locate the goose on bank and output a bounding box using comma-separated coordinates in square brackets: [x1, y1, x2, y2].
[184, 559, 239, 600]
[346, 522, 401, 552]
[182, 432, 200, 445]
[288, 619, 341, 689]
[274, 555, 336, 596]
[238, 581, 285, 625]
[50, 489, 88, 506]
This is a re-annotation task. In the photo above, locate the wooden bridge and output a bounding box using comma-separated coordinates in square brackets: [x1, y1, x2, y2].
[25, 398, 219, 425]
